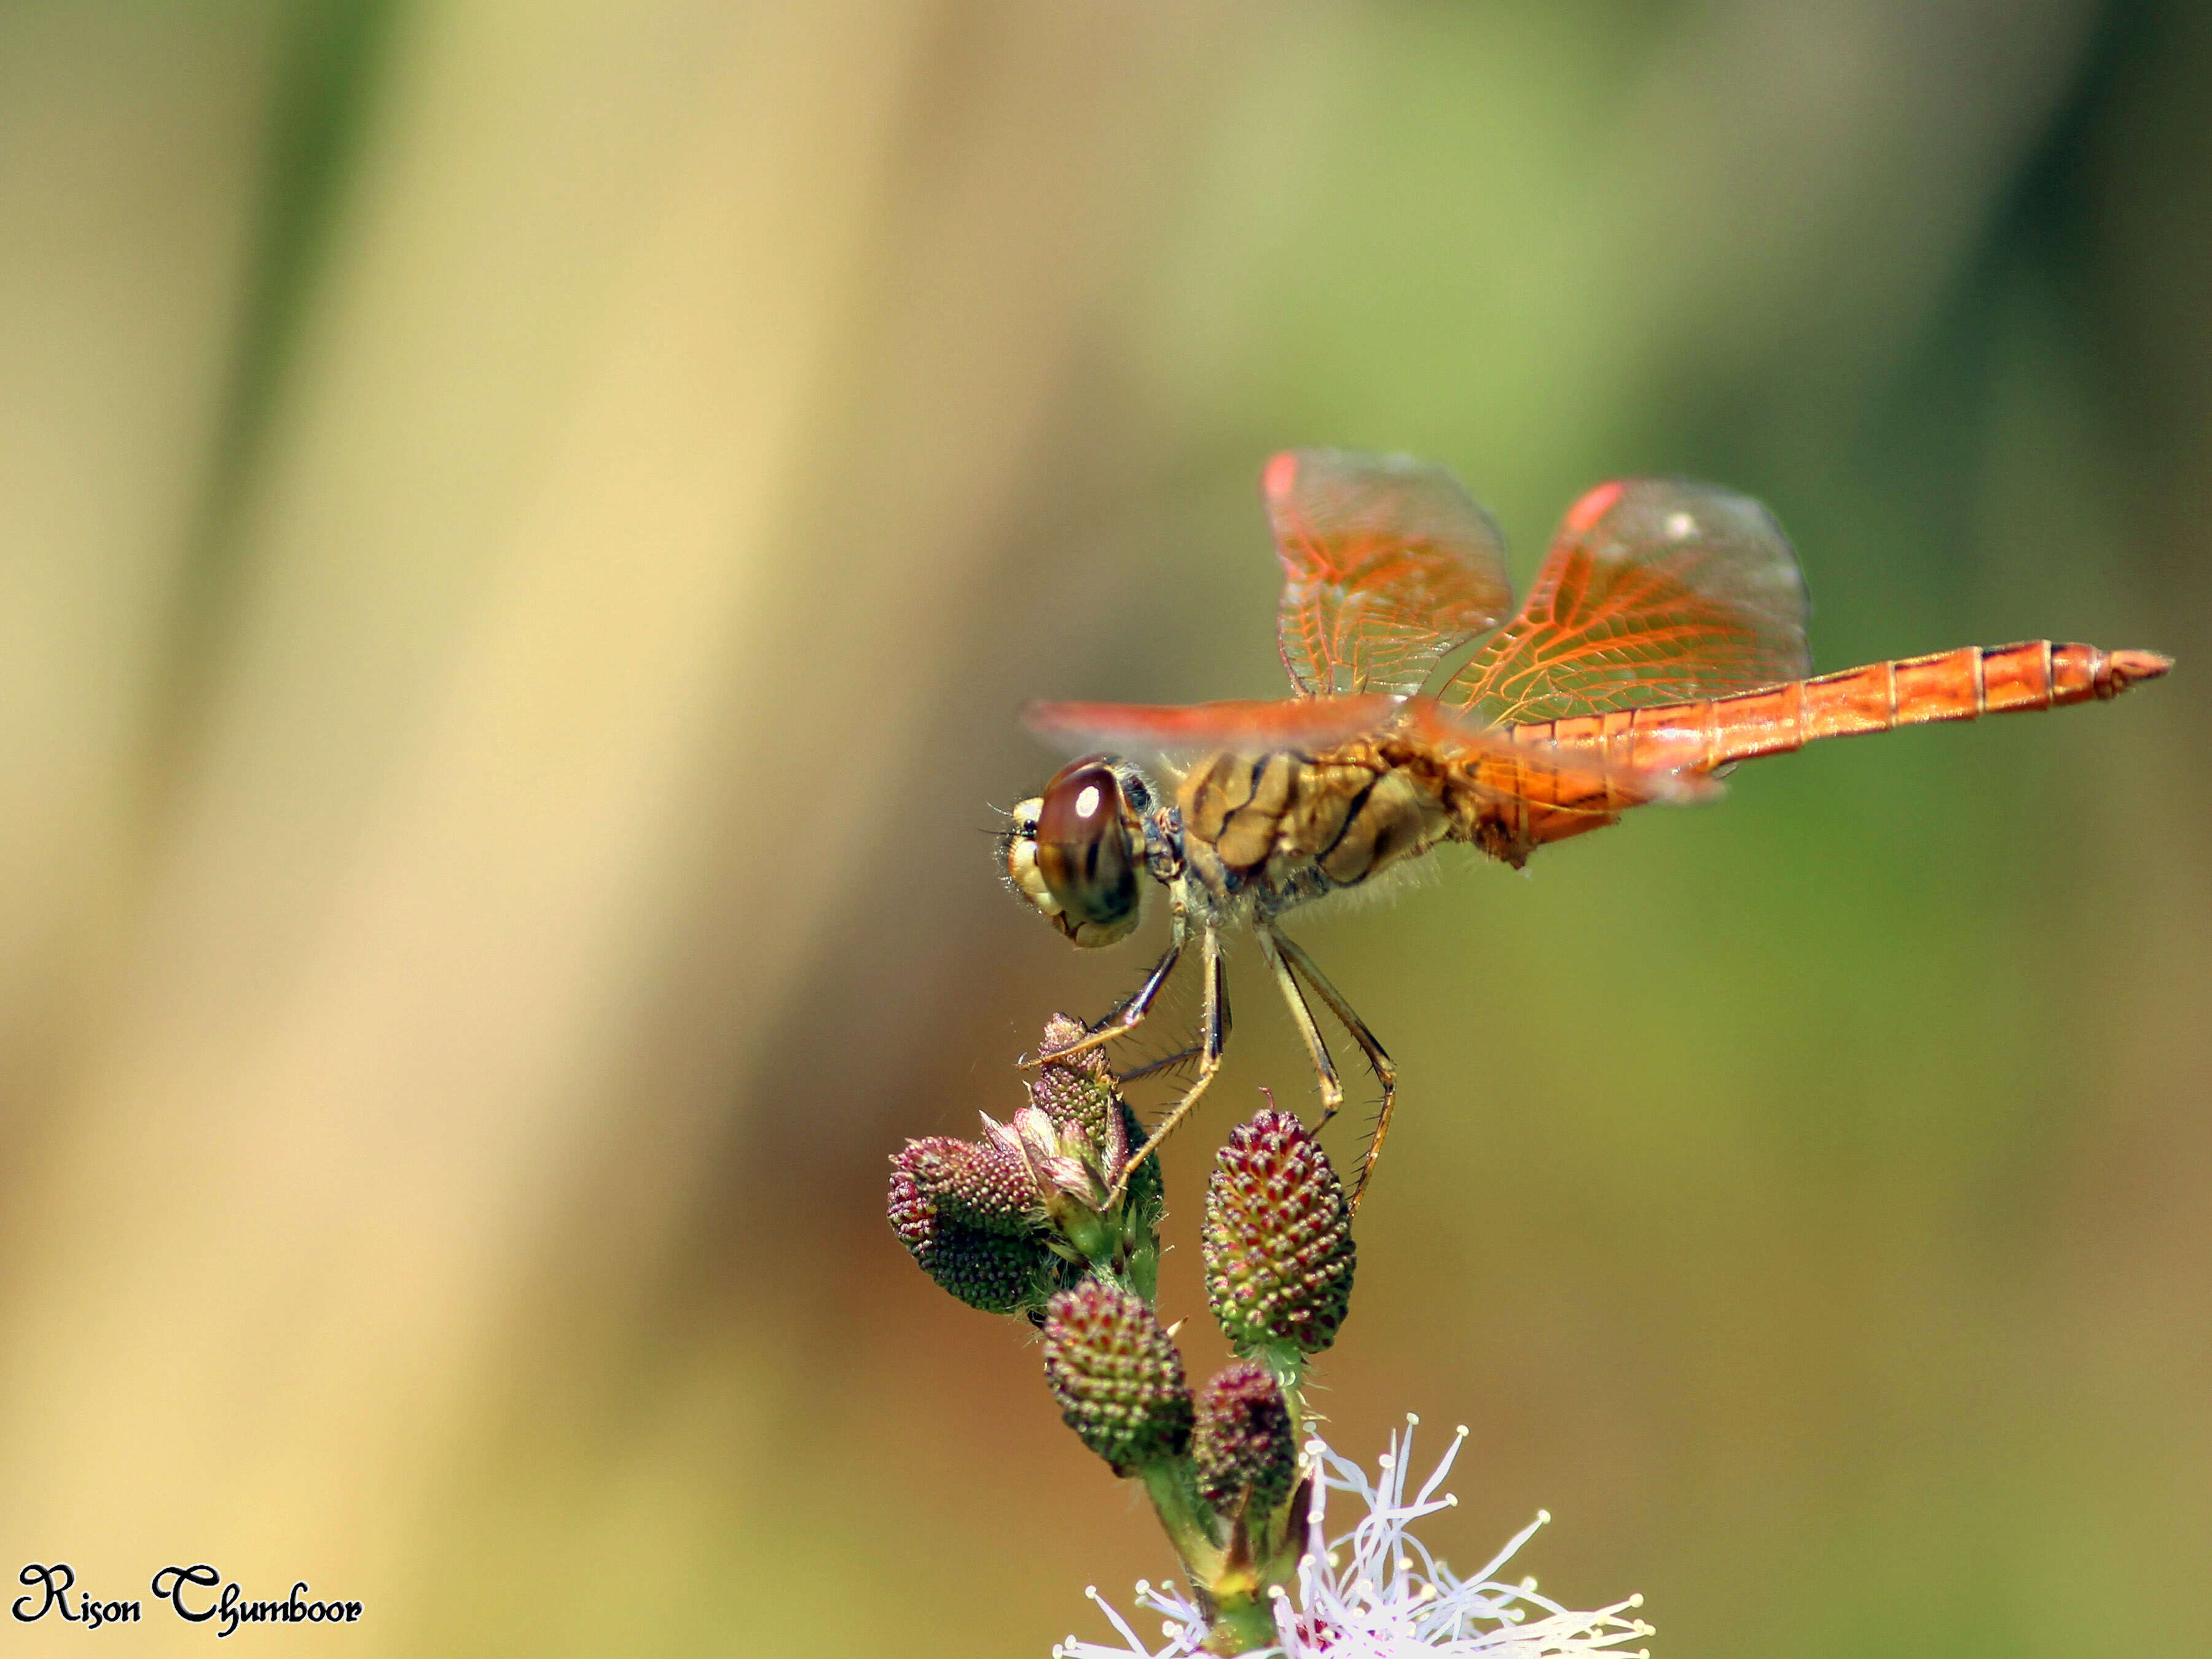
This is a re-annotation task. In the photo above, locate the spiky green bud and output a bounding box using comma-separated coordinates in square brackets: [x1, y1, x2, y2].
[887, 1166, 1058, 1316]
[1030, 1016, 1115, 1138]
[1029, 1014, 1164, 1224]
[1191, 1361, 1296, 1517]
[1041, 1281, 1193, 1473]
[1203, 1110, 1355, 1355]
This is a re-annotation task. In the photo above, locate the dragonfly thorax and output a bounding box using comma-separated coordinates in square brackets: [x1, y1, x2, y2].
[1003, 738, 1469, 955]
[1175, 744, 1454, 919]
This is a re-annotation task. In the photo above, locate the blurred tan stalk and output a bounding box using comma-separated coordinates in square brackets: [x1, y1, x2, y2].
[3, 3, 2206, 1657]
[0, 1, 1230, 1648]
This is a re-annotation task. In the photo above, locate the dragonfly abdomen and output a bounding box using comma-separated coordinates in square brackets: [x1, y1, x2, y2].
[1696, 640, 2168, 767]
[1516, 641, 2170, 778]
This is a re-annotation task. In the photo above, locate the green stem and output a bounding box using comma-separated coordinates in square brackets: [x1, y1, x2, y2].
[1121, 1226, 1159, 1303]
[1252, 1344, 1311, 1446]
[1056, 1205, 1118, 1270]
[1135, 1461, 1274, 1655]
[1137, 1456, 1220, 1582]
[1200, 1591, 1280, 1655]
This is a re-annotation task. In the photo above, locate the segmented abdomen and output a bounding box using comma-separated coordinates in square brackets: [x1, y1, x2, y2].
[1518, 640, 2166, 777]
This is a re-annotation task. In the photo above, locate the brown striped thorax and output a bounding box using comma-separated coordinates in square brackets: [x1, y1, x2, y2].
[1000, 740, 1454, 944]
[1003, 450, 2172, 1209]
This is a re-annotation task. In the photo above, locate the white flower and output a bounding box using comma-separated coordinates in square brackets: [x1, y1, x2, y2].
[1054, 1418, 1653, 1659]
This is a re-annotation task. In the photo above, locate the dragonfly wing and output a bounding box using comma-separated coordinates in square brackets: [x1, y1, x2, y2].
[1023, 694, 1403, 760]
[1265, 449, 1515, 699]
[1025, 693, 1720, 801]
[1398, 701, 1724, 809]
[1440, 478, 1810, 722]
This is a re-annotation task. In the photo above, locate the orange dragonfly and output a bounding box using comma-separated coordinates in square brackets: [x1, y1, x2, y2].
[1000, 449, 2170, 1206]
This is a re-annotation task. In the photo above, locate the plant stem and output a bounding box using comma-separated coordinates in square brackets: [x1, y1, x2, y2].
[1253, 1343, 1311, 1445]
[1137, 1457, 1220, 1584]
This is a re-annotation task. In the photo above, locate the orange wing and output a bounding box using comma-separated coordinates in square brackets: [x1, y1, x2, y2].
[1440, 478, 1810, 723]
[1394, 700, 1720, 808]
[1022, 694, 1717, 807]
[1264, 449, 1514, 699]
[1022, 694, 1403, 758]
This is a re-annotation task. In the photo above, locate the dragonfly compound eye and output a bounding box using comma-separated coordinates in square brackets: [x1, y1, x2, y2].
[1022, 760, 1141, 948]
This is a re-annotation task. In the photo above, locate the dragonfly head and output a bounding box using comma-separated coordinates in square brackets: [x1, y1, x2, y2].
[1000, 755, 1158, 947]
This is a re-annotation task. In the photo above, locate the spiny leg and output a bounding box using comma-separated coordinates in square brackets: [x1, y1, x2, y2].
[1022, 933, 1183, 1069]
[1108, 927, 1228, 1204]
[1270, 929, 1396, 1212]
[1257, 924, 1344, 1126]
[1115, 1041, 1204, 1083]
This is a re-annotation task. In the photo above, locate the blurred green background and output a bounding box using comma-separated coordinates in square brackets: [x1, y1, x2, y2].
[0, 2, 2205, 1655]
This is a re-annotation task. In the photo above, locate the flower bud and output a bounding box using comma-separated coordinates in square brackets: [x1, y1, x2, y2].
[984, 1107, 1103, 1211]
[892, 1134, 1038, 1234]
[1029, 1014, 1163, 1221]
[887, 1167, 1059, 1317]
[1041, 1280, 1193, 1473]
[1203, 1110, 1354, 1355]
[1191, 1361, 1296, 1517]
[1029, 1018, 1124, 1153]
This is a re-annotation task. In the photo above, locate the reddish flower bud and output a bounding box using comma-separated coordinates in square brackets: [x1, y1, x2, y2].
[1021, 1015, 1163, 1231]
[892, 1134, 1038, 1234]
[887, 1167, 1058, 1317]
[1029, 1017, 1124, 1151]
[1203, 1110, 1355, 1355]
[1041, 1280, 1193, 1474]
[1192, 1361, 1297, 1517]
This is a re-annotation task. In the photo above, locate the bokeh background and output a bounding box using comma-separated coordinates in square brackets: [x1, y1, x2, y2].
[1, 2, 2206, 1654]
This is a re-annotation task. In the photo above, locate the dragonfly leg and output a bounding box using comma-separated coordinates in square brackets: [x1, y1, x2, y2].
[1257, 924, 1343, 1126]
[1115, 1041, 1203, 1083]
[1022, 934, 1183, 1068]
[1108, 927, 1228, 1203]
[1270, 930, 1396, 1212]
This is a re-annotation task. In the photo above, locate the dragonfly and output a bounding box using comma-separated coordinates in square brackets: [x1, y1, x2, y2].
[999, 449, 2170, 1207]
